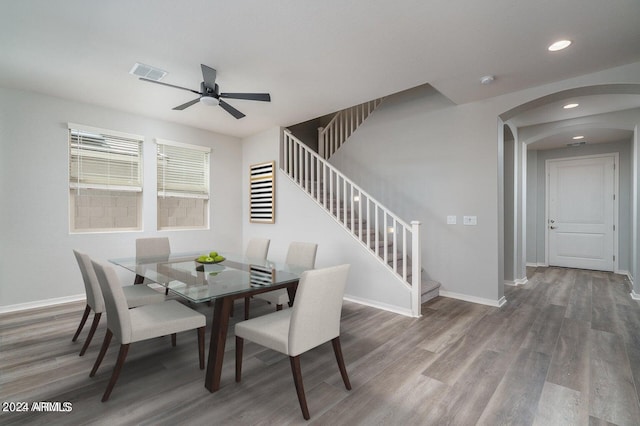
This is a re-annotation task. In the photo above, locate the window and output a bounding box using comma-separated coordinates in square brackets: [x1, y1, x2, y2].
[68, 123, 143, 233]
[156, 139, 210, 230]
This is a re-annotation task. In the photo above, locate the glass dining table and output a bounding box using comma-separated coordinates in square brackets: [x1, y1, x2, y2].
[109, 251, 302, 393]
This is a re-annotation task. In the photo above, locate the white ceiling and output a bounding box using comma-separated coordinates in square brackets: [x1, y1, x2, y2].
[522, 127, 634, 151]
[512, 94, 640, 150]
[1, 0, 640, 139]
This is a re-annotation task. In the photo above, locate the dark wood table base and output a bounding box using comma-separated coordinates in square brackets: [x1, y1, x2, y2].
[204, 282, 299, 392]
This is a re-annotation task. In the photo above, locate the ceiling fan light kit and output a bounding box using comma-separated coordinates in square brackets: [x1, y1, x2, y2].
[200, 96, 219, 106]
[139, 64, 270, 119]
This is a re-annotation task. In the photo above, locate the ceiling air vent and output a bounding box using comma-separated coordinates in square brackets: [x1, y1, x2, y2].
[129, 63, 167, 81]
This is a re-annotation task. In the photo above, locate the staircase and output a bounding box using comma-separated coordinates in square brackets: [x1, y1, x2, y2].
[318, 99, 382, 160]
[281, 129, 439, 317]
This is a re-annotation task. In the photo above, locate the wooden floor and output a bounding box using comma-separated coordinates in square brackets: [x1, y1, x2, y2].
[2, 267, 640, 425]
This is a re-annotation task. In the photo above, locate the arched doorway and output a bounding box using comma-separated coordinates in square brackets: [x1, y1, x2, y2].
[500, 84, 640, 295]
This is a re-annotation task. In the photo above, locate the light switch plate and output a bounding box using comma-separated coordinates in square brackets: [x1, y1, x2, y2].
[463, 216, 477, 225]
[447, 215, 457, 225]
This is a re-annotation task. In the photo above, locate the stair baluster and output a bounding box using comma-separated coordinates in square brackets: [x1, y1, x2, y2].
[318, 99, 382, 160]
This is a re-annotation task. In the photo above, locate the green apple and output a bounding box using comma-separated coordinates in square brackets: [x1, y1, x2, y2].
[214, 255, 224, 262]
[209, 251, 218, 258]
[197, 255, 208, 262]
[204, 256, 214, 263]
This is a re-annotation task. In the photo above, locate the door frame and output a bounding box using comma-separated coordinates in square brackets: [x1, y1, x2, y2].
[544, 152, 619, 272]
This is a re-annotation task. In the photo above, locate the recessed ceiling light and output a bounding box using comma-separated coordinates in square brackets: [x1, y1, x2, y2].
[572, 135, 584, 140]
[563, 103, 579, 109]
[548, 40, 572, 51]
[567, 141, 586, 147]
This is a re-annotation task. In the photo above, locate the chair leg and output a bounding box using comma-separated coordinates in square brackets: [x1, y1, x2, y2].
[102, 344, 130, 402]
[289, 355, 310, 420]
[244, 297, 250, 320]
[90, 329, 113, 377]
[134, 274, 144, 284]
[171, 333, 177, 347]
[197, 327, 205, 370]
[79, 312, 102, 356]
[72, 304, 91, 342]
[235, 336, 244, 382]
[332, 337, 352, 390]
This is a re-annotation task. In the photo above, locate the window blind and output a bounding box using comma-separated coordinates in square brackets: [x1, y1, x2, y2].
[69, 124, 143, 191]
[156, 139, 210, 199]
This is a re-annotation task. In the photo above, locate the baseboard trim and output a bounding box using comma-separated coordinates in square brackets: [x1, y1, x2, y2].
[631, 290, 640, 301]
[0, 294, 85, 315]
[343, 295, 414, 318]
[526, 262, 547, 268]
[505, 277, 528, 287]
[615, 269, 631, 279]
[438, 290, 507, 308]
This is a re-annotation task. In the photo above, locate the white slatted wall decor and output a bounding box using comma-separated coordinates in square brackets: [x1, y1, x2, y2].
[250, 161, 275, 223]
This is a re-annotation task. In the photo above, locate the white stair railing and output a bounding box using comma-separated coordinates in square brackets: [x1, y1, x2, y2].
[318, 99, 382, 159]
[281, 129, 422, 317]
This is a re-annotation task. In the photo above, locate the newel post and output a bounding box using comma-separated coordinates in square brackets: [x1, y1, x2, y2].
[411, 220, 422, 317]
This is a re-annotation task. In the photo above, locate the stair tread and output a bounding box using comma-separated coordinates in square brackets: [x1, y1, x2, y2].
[421, 279, 441, 294]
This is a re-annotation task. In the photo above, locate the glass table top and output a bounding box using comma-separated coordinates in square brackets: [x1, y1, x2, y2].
[110, 251, 302, 303]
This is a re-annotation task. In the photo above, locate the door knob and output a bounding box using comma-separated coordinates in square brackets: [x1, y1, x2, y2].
[550, 219, 555, 223]
[550, 226, 557, 229]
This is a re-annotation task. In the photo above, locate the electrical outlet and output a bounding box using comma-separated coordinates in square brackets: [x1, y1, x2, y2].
[463, 216, 477, 225]
[447, 215, 457, 225]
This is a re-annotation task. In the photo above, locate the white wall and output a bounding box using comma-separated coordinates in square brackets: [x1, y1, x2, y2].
[526, 150, 539, 265]
[241, 128, 413, 315]
[633, 125, 639, 295]
[503, 131, 515, 282]
[0, 87, 243, 308]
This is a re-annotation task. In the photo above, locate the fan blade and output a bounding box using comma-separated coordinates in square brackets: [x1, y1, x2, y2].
[220, 92, 271, 102]
[139, 77, 201, 95]
[201, 64, 217, 90]
[173, 98, 201, 110]
[219, 99, 245, 119]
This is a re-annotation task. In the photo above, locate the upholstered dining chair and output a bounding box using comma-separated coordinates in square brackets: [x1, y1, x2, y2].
[245, 237, 271, 260]
[242, 238, 271, 319]
[134, 237, 170, 284]
[248, 241, 317, 318]
[235, 264, 351, 420]
[90, 260, 206, 402]
[71, 250, 166, 356]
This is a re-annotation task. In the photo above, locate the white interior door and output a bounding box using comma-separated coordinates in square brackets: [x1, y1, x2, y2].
[547, 155, 616, 271]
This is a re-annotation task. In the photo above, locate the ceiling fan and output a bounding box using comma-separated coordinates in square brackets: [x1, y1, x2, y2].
[139, 64, 271, 119]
